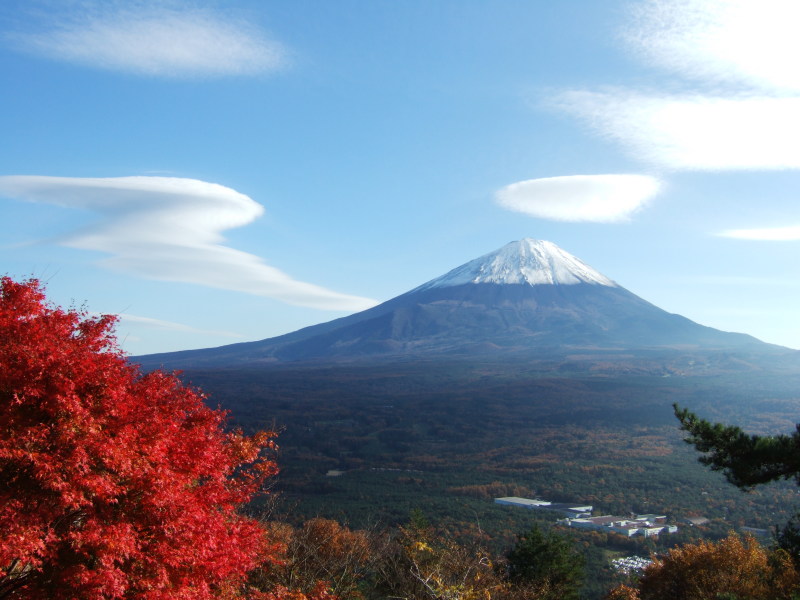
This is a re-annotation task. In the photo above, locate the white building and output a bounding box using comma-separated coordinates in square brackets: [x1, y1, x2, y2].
[561, 514, 676, 537]
[494, 497, 593, 517]
[494, 497, 552, 508]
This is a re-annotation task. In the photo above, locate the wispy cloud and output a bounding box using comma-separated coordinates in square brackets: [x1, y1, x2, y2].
[117, 313, 244, 338]
[554, 0, 800, 171]
[717, 225, 800, 241]
[495, 174, 661, 222]
[5, 2, 286, 78]
[684, 275, 800, 286]
[0, 175, 378, 311]
[557, 91, 800, 171]
[626, 0, 800, 94]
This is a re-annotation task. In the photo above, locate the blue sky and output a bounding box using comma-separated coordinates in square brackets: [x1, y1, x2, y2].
[2, 0, 800, 355]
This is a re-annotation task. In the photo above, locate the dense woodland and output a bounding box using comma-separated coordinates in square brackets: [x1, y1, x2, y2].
[183, 361, 800, 598]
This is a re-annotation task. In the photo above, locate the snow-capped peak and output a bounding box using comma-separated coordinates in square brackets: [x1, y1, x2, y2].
[415, 239, 617, 290]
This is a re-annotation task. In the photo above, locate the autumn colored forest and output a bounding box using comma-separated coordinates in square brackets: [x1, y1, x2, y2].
[188, 364, 800, 533]
[5, 277, 800, 600]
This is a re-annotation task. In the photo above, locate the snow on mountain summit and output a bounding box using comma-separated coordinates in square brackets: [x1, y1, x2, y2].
[415, 239, 617, 290]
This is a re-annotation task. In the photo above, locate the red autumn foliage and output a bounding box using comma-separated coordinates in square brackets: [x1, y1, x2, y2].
[0, 277, 279, 599]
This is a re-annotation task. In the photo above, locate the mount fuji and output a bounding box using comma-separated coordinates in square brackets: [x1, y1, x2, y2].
[138, 239, 781, 369]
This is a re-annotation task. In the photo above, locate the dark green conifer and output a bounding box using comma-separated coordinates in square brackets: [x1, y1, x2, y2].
[674, 403, 800, 488]
[505, 525, 584, 600]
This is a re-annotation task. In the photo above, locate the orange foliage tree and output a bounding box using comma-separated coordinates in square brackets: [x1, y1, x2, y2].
[386, 521, 591, 600]
[0, 278, 280, 600]
[372, 518, 516, 600]
[606, 533, 800, 600]
[252, 518, 374, 599]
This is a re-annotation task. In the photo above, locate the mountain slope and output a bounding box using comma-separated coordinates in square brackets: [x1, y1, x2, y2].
[137, 239, 780, 369]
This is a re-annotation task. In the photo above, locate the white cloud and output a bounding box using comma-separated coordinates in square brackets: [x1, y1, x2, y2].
[554, 0, 800, 171]
[686, 275, 800, 286]
[626, 0, 800, 93]
[118, 313, 244, 338]
[557, 90, 800, 171]
[6, 3, 286, 78]
[717, 225, 800, 241]
[494, 174, 661, 222]
[0, 175, 378, 311]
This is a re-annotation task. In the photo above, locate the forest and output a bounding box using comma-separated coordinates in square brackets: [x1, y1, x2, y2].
[182, 361, 800, 597]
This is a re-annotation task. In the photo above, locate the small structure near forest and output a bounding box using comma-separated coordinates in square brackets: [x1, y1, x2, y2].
[494, 497, 678, 538]
[560, 514, 677, 537]
[494, 497, 593, 518]
[612, 556, 652, 574]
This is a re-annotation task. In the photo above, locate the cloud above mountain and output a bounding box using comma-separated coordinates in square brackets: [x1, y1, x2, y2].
[4, 2, 286, 78]
[495, 174, 661, 222]
[118, 313, 244, 338]
[626, 0, 800, 93]
[554, 0, 800, 171]
[557, 91, 800, 171]
[718, 225, 800, 241]
[0, 175, 377, 311]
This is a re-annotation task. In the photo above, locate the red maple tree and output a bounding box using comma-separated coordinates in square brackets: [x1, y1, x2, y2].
[0, 277, 279, 599]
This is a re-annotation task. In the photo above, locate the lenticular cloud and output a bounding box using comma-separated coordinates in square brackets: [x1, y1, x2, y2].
[495, 174, 661, 222]
[0, 175, 377, 311]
